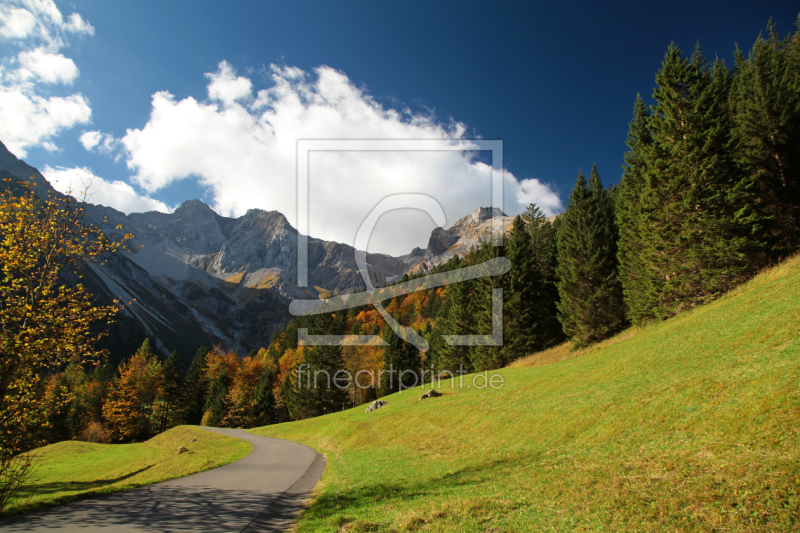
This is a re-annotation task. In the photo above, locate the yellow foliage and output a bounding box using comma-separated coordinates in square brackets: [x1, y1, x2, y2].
[0, 179, 129, 457]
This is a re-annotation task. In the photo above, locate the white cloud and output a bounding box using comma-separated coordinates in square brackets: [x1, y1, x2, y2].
[516, 176, 562, 214]
[0, 87, 91, 154]
[79, 130, 102, 150]
[121, 62, 563, 255]
[0, 1, 93, 157]
[63, 13, 93, 36]
[18, 47, 79, 84]
[80, 129, 119, 154]
[206, 60, 252, 107]
[0, 6, 36, 39]
[43, 165, 173, 214]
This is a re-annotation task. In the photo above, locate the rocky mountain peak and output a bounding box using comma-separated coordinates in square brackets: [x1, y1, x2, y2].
[175, 198, 216, 216]
[451, 206, 507, 229]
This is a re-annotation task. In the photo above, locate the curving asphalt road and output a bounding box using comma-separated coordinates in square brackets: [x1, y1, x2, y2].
[0, 428, 326, 532]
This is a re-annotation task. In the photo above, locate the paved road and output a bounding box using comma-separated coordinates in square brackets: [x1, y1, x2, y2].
[0, 428, 326, 532]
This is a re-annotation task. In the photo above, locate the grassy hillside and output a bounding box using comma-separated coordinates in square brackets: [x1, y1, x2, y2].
[3, 426, 250, 516]
[251, 256, 800, 532]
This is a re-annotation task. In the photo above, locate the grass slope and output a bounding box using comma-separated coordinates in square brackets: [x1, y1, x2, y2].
[4, 426, 251, 516]
[251, 257, 800, 532]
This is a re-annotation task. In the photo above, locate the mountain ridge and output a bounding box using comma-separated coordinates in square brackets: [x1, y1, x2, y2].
[0, 140, 529, 361]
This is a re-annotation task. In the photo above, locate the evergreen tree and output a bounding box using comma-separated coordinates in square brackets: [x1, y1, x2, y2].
[556, 166, 626, 345]
[617, 94, 654, 323]
[622, 43, 760, 322]
[295, 313, 349, 416]
[203, 370, 230, 427]
[522, 204, 564, 349]
[586, 166, 626, 337]
[467, 242, 506, 371]
[157, 351, 182, 432]
[179, 346, 208, 425]
[498, 217, 540, 363]
[253, 366, 276, 425]
[731, 19, 800, 256]
[437, 277, 475, 374]
[379, 324, 422, 394]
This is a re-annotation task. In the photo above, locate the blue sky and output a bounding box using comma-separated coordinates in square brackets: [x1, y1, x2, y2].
[1, 1, 797, 254]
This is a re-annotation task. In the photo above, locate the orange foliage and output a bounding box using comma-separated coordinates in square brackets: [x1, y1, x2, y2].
[102, 343, 162, 441]
[204, 345, 242, 383]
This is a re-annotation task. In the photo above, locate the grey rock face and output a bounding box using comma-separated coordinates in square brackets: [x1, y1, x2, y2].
[409, 207, 514, 274]
[408, 207, 558, 275]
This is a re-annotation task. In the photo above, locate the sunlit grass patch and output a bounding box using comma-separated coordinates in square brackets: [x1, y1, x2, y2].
[3, 426, 250, 516]
[252, 255, 800, 532]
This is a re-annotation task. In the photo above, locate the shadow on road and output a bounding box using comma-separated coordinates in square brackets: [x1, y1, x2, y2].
[1, 485, 287, 532]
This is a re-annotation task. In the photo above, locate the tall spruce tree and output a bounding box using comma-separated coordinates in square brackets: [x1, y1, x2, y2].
[158, 351, 182, 432]
[522, 204, 564, 349]
[731, 19, 800, 257]
[203, 370, 230, 427]
[438, 276, 476, 374]
[617, 94, 655, 323]
[253, 366, 276, 426]
[295, 312, 349, 416]
[556, 166, 626, 345]
[179, 346, 208, 425]
[623, 43, 760, 321]
[467, 242, 506, 371]
[499, 216, 541, 363]
[379, 324, 422, 394]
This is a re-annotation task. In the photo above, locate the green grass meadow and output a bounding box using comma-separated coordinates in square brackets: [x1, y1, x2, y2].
[3, 426, 250, 516]
[251, 256, 800, 532]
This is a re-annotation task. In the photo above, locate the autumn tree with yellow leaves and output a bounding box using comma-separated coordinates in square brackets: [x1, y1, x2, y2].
[0, 179, 128, 508]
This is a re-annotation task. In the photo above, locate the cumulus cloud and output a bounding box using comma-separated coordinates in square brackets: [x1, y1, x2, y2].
[0, 0, 93, 156]
[18, 47, 79, 84]
[43, 165, 172, 214]
[206, 60, 252, 107]
[80, 130, 119, 155]
[120, 62, 563, 255]
[0, 6, 36, 39]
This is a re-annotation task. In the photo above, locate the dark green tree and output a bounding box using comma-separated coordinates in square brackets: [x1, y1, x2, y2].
[253, 367, 276, 425]
[179, 346, 208, 425]
[617, 94, 654, 323]
[437, 276, 475, 373]
[522, 204, 564, 349]
[622, 44, 761, 322]
[556, 166, 626, 345]
[731, 18, 800, 256]
[498, 217, 540, 363]
[379, 324, 422, 394]
[158, 351, 183, 432]
[295, 313, 349, 416]
[467, 242, 505, 371]
[204, 370, 230, 427]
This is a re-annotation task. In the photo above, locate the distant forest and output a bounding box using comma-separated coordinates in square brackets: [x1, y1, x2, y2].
[39, 18, 800, 444]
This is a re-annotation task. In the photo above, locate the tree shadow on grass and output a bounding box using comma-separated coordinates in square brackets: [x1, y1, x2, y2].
[14, 465, 155, 500]
[303, 455, 521, 526]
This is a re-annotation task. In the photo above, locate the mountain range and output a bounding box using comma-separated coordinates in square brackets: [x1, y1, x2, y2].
[0, 141, 519, 366]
